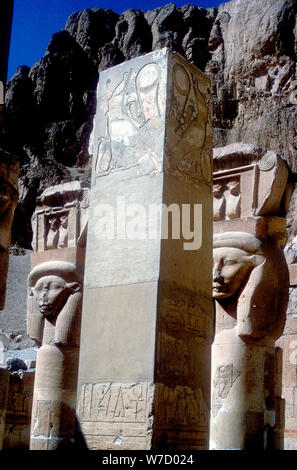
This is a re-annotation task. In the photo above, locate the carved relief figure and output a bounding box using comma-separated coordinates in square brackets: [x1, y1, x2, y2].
[58, 215, 68, 248]
[96, 61, 163, 177]
[156, 384, 208, 428]
[212, 178, 241, 221]
[225, 179, 240, 220]
[46, 217, 59, 250]
[31, 183, 89, 252]
[46, 214, 69, 251]
[157, 333, 190, 378]
[213, 182, 225, 221]
[167, 60, 212, 191]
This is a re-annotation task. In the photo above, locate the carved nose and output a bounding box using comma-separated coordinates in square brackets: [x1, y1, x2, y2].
[213, 266, 221, 280]
[41, 290, 48, 300]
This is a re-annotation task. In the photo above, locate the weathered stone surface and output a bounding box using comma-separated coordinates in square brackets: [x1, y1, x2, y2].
[208, 0, 297, 166]
[65, 8, 119, 66]
[0, 367, 9, 449]
[0, 0, 296, 451]
[210, 144, 289, 449]
[1, 0, 296, 252]
[276, 279, 297, 449]
[31, 181, 89, 253]
[0, 149, 19, 309]
[213, 143, 289, 220]
[0, 248, 34, 352]
[77, 49, 213, 450]
[27, 182, 88, 450]
[3, 369, 34, 449]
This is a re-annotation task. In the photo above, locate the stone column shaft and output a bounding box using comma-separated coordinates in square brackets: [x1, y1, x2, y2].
[77, 48, 213, 450]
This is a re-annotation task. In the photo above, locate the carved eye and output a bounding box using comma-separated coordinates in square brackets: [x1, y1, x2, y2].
[34, 285, 43, 292]
[50, 282, 64, 290]
[224, 259, 237, 266]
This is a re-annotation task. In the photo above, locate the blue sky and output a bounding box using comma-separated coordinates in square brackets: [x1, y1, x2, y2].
[8, 0, 223, 80]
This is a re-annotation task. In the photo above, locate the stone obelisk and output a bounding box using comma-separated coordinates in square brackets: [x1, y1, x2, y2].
[77, 48, 213, 450]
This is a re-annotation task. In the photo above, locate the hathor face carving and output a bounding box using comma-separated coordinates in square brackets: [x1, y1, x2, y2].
[32, 275, 80, 317]
[213, 247, 255, 299]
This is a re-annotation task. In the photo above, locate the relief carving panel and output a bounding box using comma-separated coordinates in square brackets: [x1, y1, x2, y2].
[93, 58, 166, 179]
[155, 383, 209, 430]
[31, 182, 89, 253]
[211, 364, 240, 418]
[166, 56, 212, 191]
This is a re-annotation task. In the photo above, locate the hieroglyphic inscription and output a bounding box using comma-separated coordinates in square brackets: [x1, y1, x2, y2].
[157, 333, 191, 377]
[78, 382, 151, 423]
[155, 384, 209, 430]
[157, 297, 212, 379]
[160, 298, 212, 340]
[6, 383, 32, 422]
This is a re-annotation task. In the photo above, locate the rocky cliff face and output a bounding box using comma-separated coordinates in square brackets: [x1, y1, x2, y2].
[1, 0, 296, 248]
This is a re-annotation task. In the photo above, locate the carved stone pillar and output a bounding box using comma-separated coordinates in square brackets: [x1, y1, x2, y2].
[3, 369, 34, 449]
[0, 147, 19, 451]
[27, 182, 89, 449]
[276, 208, 297, 449]
[0, 149, 19, 309]
[210, 144, 290, 449]
[76, 49, 213, 449]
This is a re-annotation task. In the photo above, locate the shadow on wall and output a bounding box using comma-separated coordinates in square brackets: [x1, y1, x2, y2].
[274, 347, 285, 450]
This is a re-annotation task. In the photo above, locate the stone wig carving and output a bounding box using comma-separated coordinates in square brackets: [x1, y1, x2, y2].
[213, 232, 289, 343]
[27, 261, 82, 347]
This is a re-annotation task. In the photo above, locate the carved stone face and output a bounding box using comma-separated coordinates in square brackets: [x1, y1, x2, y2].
[32, 275, 71, 317]
[213, 247, 254, 299]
